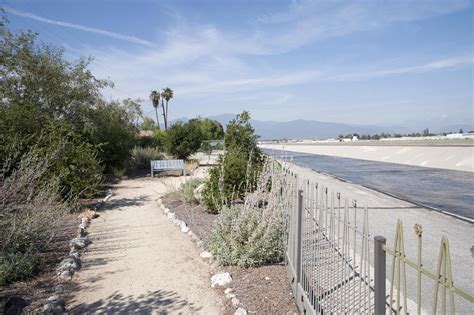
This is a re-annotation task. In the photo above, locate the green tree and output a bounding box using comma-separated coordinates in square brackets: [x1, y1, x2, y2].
[0, 16, 138, 191]
[165, 121, 203, 160]
[188, 118, 225, 140]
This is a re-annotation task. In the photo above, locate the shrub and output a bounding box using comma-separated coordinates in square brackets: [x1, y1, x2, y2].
[0, 252, 39, 285]
[32, 121, 103, 198]
[179, 178, 203, 204]
[0, 151, 72, 285]
[202, 111, 263, 213]
[129, 146, 164, 171]
[202, 150, 262, 213]
[165, 121, 203, 160]
[205, 160, 287, 267]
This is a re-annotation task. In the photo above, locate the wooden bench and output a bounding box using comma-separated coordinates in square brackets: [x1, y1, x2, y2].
[150, 160, 185, 177]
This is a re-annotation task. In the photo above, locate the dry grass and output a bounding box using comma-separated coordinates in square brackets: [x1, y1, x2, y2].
[0, 152, 74, 285]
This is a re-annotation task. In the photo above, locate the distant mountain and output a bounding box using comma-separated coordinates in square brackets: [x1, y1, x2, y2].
[170, 114, 472, 140]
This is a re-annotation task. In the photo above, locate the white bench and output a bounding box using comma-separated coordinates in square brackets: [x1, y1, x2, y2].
[150, 160, 185, 177]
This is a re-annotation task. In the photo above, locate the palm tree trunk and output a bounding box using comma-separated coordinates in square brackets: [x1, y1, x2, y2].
[154, 107, 161, 130]
[165, 100, 169, 129]
[161, 99, 168, 130]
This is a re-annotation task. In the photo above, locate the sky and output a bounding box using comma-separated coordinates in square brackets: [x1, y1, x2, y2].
[2, 0, 473, 127]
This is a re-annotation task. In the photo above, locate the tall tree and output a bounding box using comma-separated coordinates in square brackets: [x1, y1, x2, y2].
[149, 90, 161, 130]
[161, 87, 174, 130]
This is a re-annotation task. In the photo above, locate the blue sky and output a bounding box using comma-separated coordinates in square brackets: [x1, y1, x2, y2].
[2, 0, 473, 127]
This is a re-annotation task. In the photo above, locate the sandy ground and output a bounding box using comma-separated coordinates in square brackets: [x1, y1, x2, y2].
[284, 161, 473, 313]
[67, 175, 222, 314]
[261, 144, 474, 172]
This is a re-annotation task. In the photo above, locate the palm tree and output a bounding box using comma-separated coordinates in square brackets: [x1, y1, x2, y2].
[149, 90, 161, 130]
[161, 87, 174, 130]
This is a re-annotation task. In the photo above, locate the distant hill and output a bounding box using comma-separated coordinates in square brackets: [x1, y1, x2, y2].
[170, 114, 473, 140]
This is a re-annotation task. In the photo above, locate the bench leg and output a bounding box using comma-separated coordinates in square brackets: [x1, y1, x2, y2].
[151, 169, 153, 177]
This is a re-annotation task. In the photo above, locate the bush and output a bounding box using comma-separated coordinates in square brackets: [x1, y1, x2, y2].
[0, 151, 72, 285]
[202, 111, 263, 213]
[129, 146, 164, 171]
[179, 178, 203, 204]
[0, 252, 39, 285]
[1, 20, 140, 198]
[32, 121, 103, 198]
[165, 121, 203, 160]
[205, 160, 286, 267]
[202, 150, 262, 213]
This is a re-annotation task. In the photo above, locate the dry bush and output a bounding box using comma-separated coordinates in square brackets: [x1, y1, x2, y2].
[179, 178, 203, 205]
[0, 152, 73, 285]
[205, 159, 292, 267]
[129, 146, 165, 171]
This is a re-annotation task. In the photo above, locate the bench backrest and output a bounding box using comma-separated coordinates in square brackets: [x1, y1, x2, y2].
[151, 159, 184, 170]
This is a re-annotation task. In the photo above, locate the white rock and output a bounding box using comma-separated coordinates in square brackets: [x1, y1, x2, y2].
[58, 270, 72, 281]
[200, 251, 212, 259]
[224, 288, 234, 294]
[196, 240, 204, 249]
[103, 194, 113, 202]
[226, 293, 236, 299]
[43, 304, 53, 313]
[173, 218, 182, 226]
[157, 198, 162, 205]
[211, 272, 232, 288]
[264, 276, 271, 281]
[163, 207, 169, 214]
[234, 307, 247, 315]
[69, 236, 90, 249]
[231, 297, 240, 307]
[167, 212, 175, 219]
[81, 217, 89, 226]
[187, 230, 195, 237]
[57, 256, 80, 271]
[181, 226, 190, 233]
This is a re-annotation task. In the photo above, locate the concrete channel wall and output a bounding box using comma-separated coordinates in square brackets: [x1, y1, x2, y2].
[260, 144, 474, 172]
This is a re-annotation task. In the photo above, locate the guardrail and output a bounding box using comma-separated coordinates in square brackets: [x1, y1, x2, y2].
[282, 167, 473, 314]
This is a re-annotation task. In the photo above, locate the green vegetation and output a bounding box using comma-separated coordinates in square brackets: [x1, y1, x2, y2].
[179, 178, 204, 204]
[190, 118, 225, 140]
[202, 111, 263, 214]
[129, 146, 165, 171]
[165, 121, 204, 160]
[0, 16, 143, 284]
[205, 160, 286, 267]
[0, 19, 140, 194]
[0, 150, 72, 285]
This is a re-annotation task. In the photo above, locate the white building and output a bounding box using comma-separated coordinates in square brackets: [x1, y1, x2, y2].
[447, 133, 474, 140]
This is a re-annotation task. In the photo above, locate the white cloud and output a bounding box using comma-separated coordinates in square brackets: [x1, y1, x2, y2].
[329, 55, 474, 81]
[255, 0, 472, 52]
[8, 1, 470, 120]
[4, 6, 155, 47]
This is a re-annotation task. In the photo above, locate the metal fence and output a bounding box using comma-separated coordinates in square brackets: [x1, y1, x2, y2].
[282, 167, 474, 314]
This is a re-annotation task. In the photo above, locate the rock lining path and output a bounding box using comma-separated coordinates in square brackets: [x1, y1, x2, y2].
[68, 176, 222, 314]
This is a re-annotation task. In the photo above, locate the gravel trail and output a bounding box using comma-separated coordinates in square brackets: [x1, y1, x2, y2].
[68, 176, 222, 314]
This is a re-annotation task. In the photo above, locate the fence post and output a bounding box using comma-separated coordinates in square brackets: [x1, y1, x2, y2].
[374, 235, 387, 315]
[296, 189, 304, 284]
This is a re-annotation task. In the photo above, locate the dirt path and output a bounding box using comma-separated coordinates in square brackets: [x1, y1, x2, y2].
[68, 176, 222, 314]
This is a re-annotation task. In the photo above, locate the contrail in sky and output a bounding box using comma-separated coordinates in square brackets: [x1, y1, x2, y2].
[4, 6, 155, 47]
